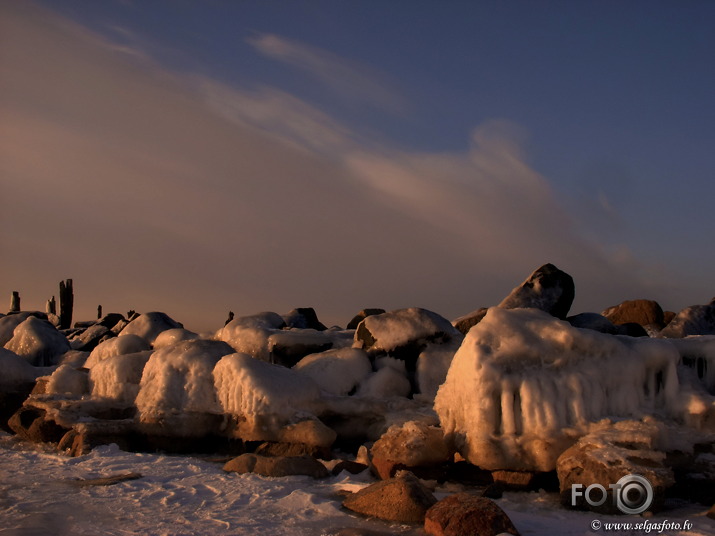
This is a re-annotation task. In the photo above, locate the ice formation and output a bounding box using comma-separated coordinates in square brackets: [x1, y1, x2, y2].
[435, 307, 682, 471]
[216, 312, 287, 361]
[135, 340, 234, 420]
[293, 348, 372, 396]
[356, 366, 411, 399]
[213, 353, 323, 440]
[84, 334, 151, 369]
[4, 316, 70, 366]
[45, 364, 89, 396]
[89, 350, 153, 404]
[0, 347, 37, 387]
[153, 328, 199, 349]
[415, 340, 462, 399]
[120, 312, 183, 344]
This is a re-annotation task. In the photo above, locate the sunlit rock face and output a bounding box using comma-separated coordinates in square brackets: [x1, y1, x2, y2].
[497, 263, 575, 319]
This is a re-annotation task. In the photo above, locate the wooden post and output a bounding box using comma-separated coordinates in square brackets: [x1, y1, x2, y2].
[9, 291, 20, 313]
[46, 296, 57, 315]
[59, 279, 74, 329]
[97, 304, 102, 319]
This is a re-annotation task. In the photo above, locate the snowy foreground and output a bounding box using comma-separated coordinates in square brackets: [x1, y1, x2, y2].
[1, 433, 712, 536]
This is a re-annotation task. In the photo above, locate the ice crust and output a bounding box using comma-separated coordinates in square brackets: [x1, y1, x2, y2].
[293, 347, 372, 395]
[435, 307, 683, 471]
[4, 316, 70, 366]
[85, 334, 151, 369]
[89, 350, 153, 404]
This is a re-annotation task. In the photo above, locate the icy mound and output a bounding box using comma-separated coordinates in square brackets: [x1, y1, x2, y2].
[213, 353, 323, 441]
[136, 340, 234, 420]
[85, 334, 151, 369]
[293, 348, 372, 396]
[45, 364, 88, 396]
[4, 316, 70, 366]
[89, 350, 153, 404]
[435, 307, 681, 471]
[120, 312, 183, 344]
[153, 328, 199, 349]
[0, 348, 37, 387]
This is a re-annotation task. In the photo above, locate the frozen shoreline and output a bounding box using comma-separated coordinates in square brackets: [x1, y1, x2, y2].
[1, 433, 712, 536]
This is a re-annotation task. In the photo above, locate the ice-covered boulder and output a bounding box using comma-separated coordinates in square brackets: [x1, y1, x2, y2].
[370, 420, 451, 480]
[85, 334, 151, 368]
[216, 312, 286, 361]
[45, 364, 89, 396]
[213, 352, 323, 442]
[356, 358, 411, 398]
[89, 350, 153, 404]
[435, 307, 682, 471]
[671, 336, 715, 393]
[661, 299, 715, 338]
[4, 316, 70, 366]
[0, 312, 47, 346]
[152, 328, 199, 349]
[119, 312, 183, 344]
[0, 347, 37, 387]
[557, 420, 675, 514]
[293, 348, 372, 395]
[498, 263, 575, 319]
[416, 339, 463, 399]
[135, 339, 234, 436]
[281, 307, 327, 331]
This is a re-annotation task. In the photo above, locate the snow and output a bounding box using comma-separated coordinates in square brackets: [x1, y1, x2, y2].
[293, 348, 372, 396]
[1, 433, 712, 536]
[416, 339, 462, 399]
[356, 366, 411, 398]
[84, 335, 151, 369]
[435, 307, 683, 471]
[0, 347, 37, 386]
[4, 316, 70, 367]
[213, 353, 323, 441]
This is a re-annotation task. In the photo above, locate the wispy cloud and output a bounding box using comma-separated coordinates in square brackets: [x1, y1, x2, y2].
[0, 2, 679, 330]
[246, 33, 407, 113]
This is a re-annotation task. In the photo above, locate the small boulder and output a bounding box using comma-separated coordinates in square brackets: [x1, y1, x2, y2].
[661, 299, 715, 338]
[342, 472, 437, 523]
[451, 308, 488, 336]
[8, 406, 69, 444]
[282, 308, 328, 331]
[370, 421, 451, 480]
[119, 312, 183, 344]
[347, 309, 386, 330]
[557, 422, 674, 514]
[424, 493, 520, 536]
[498, 263, 575, 319]
[602, 299, 665, 331]
[566, 313, 619, 334]
[223, 453, 329, 479]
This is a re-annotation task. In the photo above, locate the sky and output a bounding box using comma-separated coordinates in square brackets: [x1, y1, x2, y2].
[1, 0, 713, 332]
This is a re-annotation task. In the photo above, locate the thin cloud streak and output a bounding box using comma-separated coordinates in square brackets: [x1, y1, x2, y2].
[0, 2, 676, 331]
[246, 32, 407, 114]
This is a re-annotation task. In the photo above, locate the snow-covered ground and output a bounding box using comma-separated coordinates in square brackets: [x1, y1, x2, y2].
[1, 433, 712, 536]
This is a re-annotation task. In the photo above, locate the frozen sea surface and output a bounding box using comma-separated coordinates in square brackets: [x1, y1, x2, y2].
[0, 433, 712, 536]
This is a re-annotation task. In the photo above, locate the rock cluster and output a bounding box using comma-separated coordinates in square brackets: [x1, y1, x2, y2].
[2, 262, 714, 529]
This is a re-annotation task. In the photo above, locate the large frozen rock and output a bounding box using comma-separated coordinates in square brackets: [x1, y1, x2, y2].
[425, 493, 520, 536]
[662, 299, 715, 338]
[152, 328, 199, 349]
[135, 339, 234, 436]
[120, 312, 183, 344]
[4, 316, 70, 366]
[45, 364, 89, 396]
[293, 348, 372, 395]
[435, 308, 682, 471]
[0, 312, 48, 346]
[498, 263, 574, 319]
[213, 352, 324, 442]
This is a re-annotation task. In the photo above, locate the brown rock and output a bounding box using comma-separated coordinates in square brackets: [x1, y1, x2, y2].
[8, 406, 68, 444]
[331, 460, 369, 476]
[452, 308, 488, 335]
[707, 504, 715, 520]
[491, 470, 559, 492]
[342, 472, 437, 524]
[424, 493, 520, 536]
[346, 309, 386, 330]
[498, 263, 575, 319]
[602, 299, 665, 330]
[223, 453, 329, 479]
[254, 441, 332, 460]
